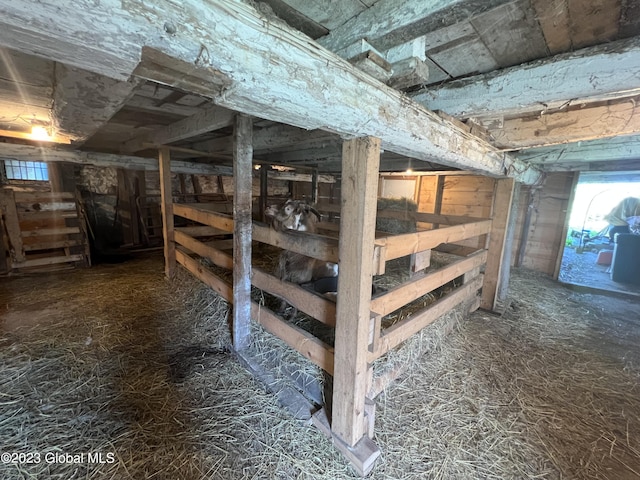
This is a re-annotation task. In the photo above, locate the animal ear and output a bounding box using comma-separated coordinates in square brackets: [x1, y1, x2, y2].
[264, 205, 277, 217]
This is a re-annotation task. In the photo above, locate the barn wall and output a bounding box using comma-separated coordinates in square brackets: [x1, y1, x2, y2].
[511, 172, 577, 276]
[416, 173, 496, 250]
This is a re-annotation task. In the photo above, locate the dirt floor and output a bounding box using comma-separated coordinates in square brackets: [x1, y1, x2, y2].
[559, 245, 640, 297]
[1, 253, 639, 479]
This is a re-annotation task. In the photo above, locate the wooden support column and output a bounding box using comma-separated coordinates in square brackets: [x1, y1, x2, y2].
[232, 114, 253, 351]
[481, 178, 515, 310]
[333, 137, 381, 448]
[159, 147, 175, 278]
[497, 181, 521, 302]
[311, 169, 319, 204]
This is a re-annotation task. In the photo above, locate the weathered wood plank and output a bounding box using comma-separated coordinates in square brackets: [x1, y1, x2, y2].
[0, 0, 540, 184]
[53, 64, 142, 144]
[232, 114, 253, 351]
[159, 147, 175, 278]
[12, 253, 85, 268]
[490, 96, 640, 149]
[415, 36, 640, 119]
[318, 0, 513, 53]
[376, 220, 492, 261]
[0, 142, 233, 176]
[371, 250, 487, 316]
[20, 227, 80, 237]
[333, 137, 380, 447]
[173, 204, 234, 232]
[253, 224, 339, 263]
[123, 105, 235, 152]
[481, 178, 515, 310]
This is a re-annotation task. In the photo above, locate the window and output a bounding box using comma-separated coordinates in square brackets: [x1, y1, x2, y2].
[2, 160, 49, 182]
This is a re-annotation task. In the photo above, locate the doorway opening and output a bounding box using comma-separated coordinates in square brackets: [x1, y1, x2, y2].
[559, 173, 640, 296]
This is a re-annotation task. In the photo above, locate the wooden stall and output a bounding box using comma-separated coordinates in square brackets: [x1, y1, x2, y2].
[158, 133, 501, 475]
[0, 189, 90, 273]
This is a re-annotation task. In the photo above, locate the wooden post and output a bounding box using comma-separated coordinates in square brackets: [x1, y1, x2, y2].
[332, 136, 380, 447]
[481, 178, 515, 310]
[259, 165, 268, 222]
[497, 181, 521, 302]
[553, 172, 579, 279]
[311, 168, 319, 204]
[159, 147, 175, 278]
[232, 114, 253, 351]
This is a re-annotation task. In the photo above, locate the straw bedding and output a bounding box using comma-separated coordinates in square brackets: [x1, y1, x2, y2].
[1, 253, 639, 479]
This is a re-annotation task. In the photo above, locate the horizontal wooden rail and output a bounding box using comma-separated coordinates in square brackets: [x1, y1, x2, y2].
[16, 211, 78, 220]
[12, 254, 84, 269]
[253, 223, 339, 263]
[175, 230, 233, 270]
[173, 204, 234, 232]
[370, 250, 487, 316]
[14, 192, 75, 202]
[251, 302, 335, 375]
[415, 212, 488, 226]
[21, 227, 80, 237]
[369, 275, 483, 362]
[252, 267, 336, 327]
[175, 225, 231, 237]
[176, 248, 233, 302]
[23, 240, 82, 251]
[375, 220, 491, 262]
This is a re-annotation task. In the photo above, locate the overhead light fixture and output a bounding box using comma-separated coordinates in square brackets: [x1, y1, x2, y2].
[30, 125, 51, 141]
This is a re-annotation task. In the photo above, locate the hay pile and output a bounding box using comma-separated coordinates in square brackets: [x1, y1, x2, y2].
[1, 254, 639, 479]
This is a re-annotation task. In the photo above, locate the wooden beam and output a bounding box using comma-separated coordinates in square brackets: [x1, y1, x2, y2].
[232, 114, 253, 351]
[489, 96, 640, 149]
[318, 0, 512, 54]
[414, 36, 640, 119]
[122, 105, 235, 153]
[333, 136, 380, 447]
[0, 0, 541, 184]
[480, 178, 515, 310]
[159, 147, 175, 278]
[0, 142, 233, 175]
[253, 224, 339, 263]
[515, 135, 640, 172]
[53, 64, 142, 144]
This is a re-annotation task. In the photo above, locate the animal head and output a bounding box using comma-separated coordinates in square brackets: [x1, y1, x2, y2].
[265, 199, 321, 232]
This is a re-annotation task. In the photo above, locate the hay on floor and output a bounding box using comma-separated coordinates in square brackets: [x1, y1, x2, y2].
[1, 254, 639, 479]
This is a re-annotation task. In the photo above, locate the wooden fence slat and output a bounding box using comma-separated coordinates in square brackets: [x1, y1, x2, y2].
[176, 249, 233, 302]
[370, 250, 487, 316]
[253, 223, 339, 263]
[251, 302, 335, 374]
[376, 220, 491, 261]
[173, 203, 234, 232]
[252, 267, 337, 327]
[370, 276, 483, 361]
[174, 230, 233, 270]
